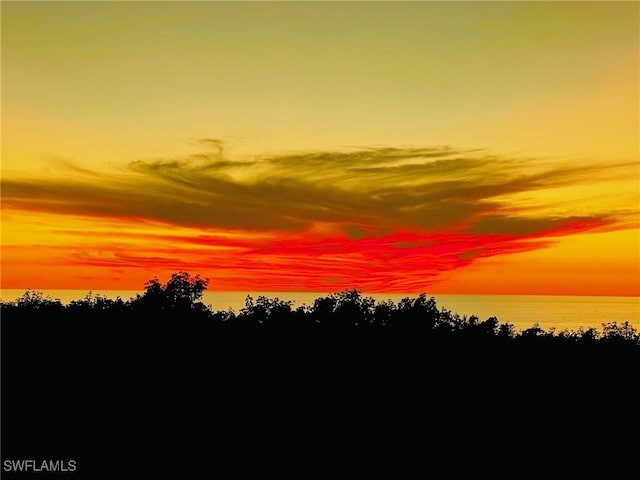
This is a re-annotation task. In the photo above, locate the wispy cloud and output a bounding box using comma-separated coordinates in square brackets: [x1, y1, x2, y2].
[2, 144, 632, 231]
[2, 143, 636, 291]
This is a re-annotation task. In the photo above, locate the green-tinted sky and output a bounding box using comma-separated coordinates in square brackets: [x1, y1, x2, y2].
[4, 1, 637, 167]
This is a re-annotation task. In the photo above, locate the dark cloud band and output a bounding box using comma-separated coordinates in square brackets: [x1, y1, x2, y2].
[2, 143, 633, 238]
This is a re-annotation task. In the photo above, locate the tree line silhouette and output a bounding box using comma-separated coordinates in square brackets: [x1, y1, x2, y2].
[2, 271, 638, 349]
[2, 272, 638, 476]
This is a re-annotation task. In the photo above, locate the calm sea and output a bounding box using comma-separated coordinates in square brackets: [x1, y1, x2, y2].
[1, 289, 638, 333]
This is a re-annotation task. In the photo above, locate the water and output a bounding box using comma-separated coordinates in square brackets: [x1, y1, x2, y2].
[1, 289, 638, 333]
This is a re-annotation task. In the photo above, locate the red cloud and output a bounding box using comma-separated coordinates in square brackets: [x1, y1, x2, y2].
[57, 216, 612, 293]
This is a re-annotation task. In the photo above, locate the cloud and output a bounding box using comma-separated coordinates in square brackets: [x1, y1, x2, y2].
[469, 214, 612, 236]
[2, 142, 636, 291]
[2, 144, 632, 233]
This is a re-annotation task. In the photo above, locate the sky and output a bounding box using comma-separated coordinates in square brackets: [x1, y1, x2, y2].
[1, 1, 639, 296]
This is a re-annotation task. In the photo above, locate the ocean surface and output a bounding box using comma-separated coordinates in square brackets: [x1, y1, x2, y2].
[1, 288, 638, 333]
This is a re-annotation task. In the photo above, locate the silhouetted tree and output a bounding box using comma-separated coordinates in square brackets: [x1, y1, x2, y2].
[497, 322, 516, 339]
[601, 321, 639, 345]
[392, 293, 439, 332]
[331, 289, 375, 328]
[13, 289, 63, 311]
[68, 292, 126, 314]
[372, 299, 395, 328]
[132, 271, 210, 314]
[240, 295, 293, 329]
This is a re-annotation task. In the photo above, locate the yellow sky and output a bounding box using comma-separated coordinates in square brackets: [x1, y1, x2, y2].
[1, 1, 638, 295]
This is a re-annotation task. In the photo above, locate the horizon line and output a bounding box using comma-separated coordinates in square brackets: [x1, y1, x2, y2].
[1, 288, 639, 299]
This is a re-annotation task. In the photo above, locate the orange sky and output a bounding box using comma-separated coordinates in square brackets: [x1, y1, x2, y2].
[2, 2, 639, 296]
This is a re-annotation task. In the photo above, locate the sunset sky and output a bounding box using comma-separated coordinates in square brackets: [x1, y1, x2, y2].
[2, 1, 639, 296]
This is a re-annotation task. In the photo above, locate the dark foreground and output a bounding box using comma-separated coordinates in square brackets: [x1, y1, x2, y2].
[2, 277, 638, 476]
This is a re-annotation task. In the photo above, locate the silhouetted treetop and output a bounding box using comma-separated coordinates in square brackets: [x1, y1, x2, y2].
[133, 271, 209, 311]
